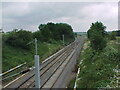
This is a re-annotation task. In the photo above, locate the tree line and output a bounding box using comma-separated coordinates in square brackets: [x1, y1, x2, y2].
[109, 30, 120, 40]
[34, 22, 75, 42]
[3, 22, 75, 49]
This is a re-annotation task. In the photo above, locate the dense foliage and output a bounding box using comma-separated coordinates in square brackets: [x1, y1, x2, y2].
[87, 21, 107, 51]
[35, 22, 75, 43]
[5, 29, 33, 49]
[76, 21, 120, 88]
[3, 22, 75, 71]
[77, 38, 119, 88]
[4, 22, 75, 49]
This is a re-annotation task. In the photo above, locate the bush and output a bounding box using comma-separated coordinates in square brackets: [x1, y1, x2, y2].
[5, 29, 33, 49]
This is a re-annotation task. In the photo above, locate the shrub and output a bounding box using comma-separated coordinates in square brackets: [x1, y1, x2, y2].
[5, 29, 33, 49]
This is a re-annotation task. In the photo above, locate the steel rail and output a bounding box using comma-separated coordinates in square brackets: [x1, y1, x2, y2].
[3, 42, 75, 89]
[28, 43, 75, 88]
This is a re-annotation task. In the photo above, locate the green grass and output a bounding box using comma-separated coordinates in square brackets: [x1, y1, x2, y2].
[76, 39, 119, 88]
[2, 41, 63, 72]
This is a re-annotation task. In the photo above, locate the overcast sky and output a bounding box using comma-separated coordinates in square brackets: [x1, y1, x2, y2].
[2, 2, 118, 32]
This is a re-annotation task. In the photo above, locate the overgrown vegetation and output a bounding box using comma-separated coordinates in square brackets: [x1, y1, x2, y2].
[77, 39, 119, 88]
[76, 21, 119, 88]
[4, 29, 33, 49]
[2, 22, 75, 72]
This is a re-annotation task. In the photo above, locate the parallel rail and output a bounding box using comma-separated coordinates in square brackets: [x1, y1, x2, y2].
[20, 42, 75, 88]
[3, 36, 85, 89]
[3, 40, 76, 89]
[47, 36, 85, 88]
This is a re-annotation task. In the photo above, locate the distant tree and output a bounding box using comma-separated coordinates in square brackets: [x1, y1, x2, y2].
[74, 33, 77, 37]
[13, 29, 18, 32]
[87, 21, 107, 51]
[116, 30, 120, 36]
[109, 31, 116, 40]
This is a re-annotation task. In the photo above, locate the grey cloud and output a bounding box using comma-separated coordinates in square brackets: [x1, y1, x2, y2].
[2, 2, 118, 32]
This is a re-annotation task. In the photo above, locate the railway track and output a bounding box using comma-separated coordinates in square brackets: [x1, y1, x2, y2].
[20, 42, 75, 88]
[3, 36, 85, 89]
[49, 36, 85, 88]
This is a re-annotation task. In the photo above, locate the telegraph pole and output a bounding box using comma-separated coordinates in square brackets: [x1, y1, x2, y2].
[34, 38, 40, 88]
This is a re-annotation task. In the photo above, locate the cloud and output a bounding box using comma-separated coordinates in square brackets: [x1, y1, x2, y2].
[3, 2, 30, 18]
[80, 3, 118, 31]
[2, 2, 118, 32]
[81, 3, 117, 20]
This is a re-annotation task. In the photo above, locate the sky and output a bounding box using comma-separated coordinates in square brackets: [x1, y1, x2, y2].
[2, 2, 118, 32]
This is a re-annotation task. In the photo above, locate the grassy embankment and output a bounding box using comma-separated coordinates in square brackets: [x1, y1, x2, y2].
[76, 37, 119, 88]
[2, 37, 66, 84]
[2, 41, 63, 72]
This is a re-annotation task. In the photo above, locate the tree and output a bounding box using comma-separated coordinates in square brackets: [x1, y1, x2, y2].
[87, 21, 107, 51]
[88, 21, 107, 38]
[33, 30, 44, 41]
[116, 30, 120, 36]
[38, 22, 75, 43]
[5, 29, 33, 49]
[109, 31, 116, 40]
